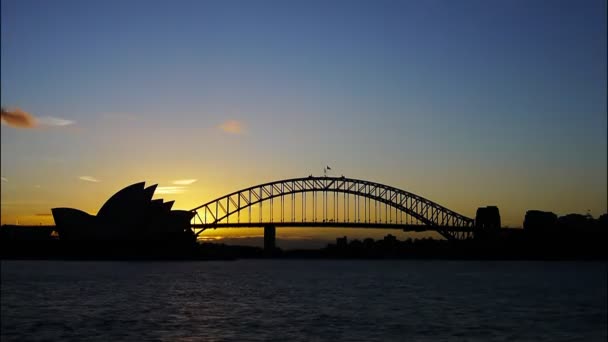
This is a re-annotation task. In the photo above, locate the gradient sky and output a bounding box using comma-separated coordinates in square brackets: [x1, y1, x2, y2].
[1, 0, 606, 245]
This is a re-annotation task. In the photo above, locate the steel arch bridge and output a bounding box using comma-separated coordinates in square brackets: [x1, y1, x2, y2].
[191, 176, 475, 240]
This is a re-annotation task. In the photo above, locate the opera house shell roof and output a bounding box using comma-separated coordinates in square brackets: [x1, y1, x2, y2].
[52, 182, 195, 242]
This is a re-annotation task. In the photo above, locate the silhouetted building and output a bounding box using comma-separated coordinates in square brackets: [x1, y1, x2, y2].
[350, 239, 363, 249]
[557, 213, 591, 230]
[475, 206, 501, 230]
[51, 182, 195, 243]
[523, 210, 557, 231]
[383, 234, 397, 243]
[336, 236, 348, 248]
[599, 214, 608, 228]
[0, 225, 55, 241]
[363, 238, 375, 249]
[264, 225, 276, 252]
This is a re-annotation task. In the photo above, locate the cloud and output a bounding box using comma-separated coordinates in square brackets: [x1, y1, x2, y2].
[79, 176, 100, 183]
[172, 179, 197, 185]
[1, 107, 74, 129]
[156, 186, 186, 194]
[1, 108, 37, 128]
[1, 177, 7, 182]
[38, 117, 75, 127]
[219, 120, 245, 134]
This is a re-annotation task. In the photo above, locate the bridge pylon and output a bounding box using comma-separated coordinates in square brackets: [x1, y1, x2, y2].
[264, 225, 276, 256]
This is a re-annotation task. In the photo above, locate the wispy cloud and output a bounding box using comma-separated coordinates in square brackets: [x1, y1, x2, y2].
[172, 179, 197, 185]
[38, 117, 75, 127]
[1, 107, 74, 129]
[219, 120, 245, 134]
[156, 186, 186, 194]
[1, 177, 7, 182]
[79, 176, 100, 183]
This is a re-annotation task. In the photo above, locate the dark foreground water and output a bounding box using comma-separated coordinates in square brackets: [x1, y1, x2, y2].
[1, 260, 606, 341]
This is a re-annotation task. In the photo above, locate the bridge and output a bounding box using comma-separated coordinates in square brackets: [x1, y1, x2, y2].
[191, 176, 477, 241]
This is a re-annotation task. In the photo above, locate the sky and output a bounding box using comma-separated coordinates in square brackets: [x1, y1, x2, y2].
[1, 0, 606, 246]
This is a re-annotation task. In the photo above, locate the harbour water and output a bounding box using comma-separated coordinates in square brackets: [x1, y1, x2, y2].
[1, 260, 606, 341]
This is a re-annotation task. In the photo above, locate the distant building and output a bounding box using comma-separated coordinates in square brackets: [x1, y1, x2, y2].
[523, 210, 557, 231]
[599, 214, 608, 227]
[0, 225, 55, 241]
[382, 234, 398, 250]
[475, 206, 501, 230]
[349, 239, 363, 248]
[557, 213, 590, 230]
[51, 182, 195, 243]
[336, 236, 348, 248]
[383, 234, 397, 243]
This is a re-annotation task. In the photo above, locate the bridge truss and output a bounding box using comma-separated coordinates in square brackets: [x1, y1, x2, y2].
[191, 176, 475, 240]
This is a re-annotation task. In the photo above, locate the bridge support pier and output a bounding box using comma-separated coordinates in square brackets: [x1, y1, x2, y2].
[264, 225, 276, 256]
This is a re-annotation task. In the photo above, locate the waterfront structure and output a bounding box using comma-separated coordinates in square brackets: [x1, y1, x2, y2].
[52, 182, 195, 242]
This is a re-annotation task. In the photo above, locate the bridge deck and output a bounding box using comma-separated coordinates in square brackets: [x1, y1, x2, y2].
[191, 222, 473, 232]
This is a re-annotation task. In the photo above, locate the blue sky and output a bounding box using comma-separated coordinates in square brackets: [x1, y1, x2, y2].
[1, 0, 606, 236]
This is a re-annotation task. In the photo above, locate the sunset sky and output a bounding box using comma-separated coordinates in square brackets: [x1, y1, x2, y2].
[1, 0, 606, 245]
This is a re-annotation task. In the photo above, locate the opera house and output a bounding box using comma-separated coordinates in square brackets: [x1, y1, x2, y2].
[52, 182, 195, 243]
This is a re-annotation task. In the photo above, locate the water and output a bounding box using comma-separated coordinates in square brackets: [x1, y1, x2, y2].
[1, 260, 606, 341]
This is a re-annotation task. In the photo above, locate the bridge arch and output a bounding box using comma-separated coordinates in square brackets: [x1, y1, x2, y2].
[191, 176, 474, 240]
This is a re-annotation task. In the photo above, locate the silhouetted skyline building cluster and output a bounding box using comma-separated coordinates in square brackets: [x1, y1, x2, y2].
[1, 184, 606, 259]
[328, 234, 434, 252]
[524, 210, 607, 234]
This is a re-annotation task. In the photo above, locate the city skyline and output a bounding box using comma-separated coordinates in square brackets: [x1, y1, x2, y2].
[1, 0, 606, 244]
